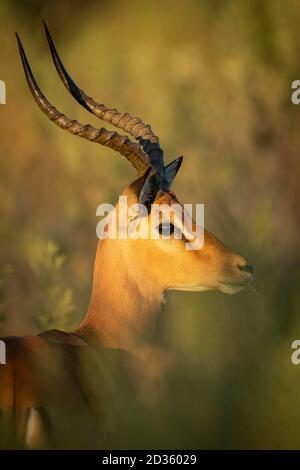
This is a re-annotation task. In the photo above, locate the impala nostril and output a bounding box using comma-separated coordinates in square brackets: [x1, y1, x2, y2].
[238, 263, 253, 275]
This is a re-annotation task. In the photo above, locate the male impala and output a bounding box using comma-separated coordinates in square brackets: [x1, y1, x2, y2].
[0, 24, 253, 449]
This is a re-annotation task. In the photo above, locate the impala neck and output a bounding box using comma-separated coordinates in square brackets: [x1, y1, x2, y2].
[76, 239, 163, 360]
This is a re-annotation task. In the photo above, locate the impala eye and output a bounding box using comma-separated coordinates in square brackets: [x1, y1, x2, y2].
[157, 223, 174, 235]
[157, 223, 177, 236]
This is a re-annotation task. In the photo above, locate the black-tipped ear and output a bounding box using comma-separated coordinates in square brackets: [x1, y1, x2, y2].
[121, 167, 153, 207]
[165, 156, 183, 190]
[139, 157, 183, 209]
[139, 168, 159, 210]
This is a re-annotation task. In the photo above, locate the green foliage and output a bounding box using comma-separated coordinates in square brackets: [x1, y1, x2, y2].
[28, 240, 78, 331]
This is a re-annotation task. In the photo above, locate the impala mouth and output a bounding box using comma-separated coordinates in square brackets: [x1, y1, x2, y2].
[218, 277, 253, 295]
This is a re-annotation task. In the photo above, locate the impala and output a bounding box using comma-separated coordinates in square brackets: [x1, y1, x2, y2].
[0, 23, 253, 449]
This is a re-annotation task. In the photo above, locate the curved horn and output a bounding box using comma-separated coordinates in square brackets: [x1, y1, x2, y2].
[42, 22, 167, 188]
[16, 33, 150, 176]
[43, 21, 158, 145]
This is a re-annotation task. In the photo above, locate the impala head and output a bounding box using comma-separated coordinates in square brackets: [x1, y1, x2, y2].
[16, 23, 253, 300]
[108, 174, 253, 297]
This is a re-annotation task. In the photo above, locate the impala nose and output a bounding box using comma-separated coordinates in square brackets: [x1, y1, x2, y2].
[219, 256, 253, 294]
[238, 263, 253, 275]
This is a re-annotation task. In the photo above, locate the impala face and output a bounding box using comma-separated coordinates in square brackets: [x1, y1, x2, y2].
[150, 193, 254, 295]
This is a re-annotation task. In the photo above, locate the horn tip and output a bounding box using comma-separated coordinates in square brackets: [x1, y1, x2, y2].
[42, 20, 51, 39]
[15, 33, 24, 54]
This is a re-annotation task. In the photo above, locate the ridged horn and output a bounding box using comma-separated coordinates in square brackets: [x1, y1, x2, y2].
[43, 21, 158, 145]
[16, 33, 150, 176]
[42, 22, 167, 187]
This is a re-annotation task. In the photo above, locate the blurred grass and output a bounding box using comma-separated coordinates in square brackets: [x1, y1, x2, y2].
[0, 0, 300, 448]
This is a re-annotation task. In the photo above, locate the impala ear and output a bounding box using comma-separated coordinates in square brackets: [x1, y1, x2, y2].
[139, 156, 183, 209]
[139, 167, 159, 209]
[122, 167, 152, 206]
[125, 156, 183, 210]
[165, 156, 183, 190]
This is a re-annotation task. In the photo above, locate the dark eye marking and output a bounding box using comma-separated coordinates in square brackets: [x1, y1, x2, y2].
[156, 223, 183, 238]
[157, 223, 175, 235]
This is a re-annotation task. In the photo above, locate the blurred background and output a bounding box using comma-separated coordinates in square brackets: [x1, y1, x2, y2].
[0, 0, 300, 449]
